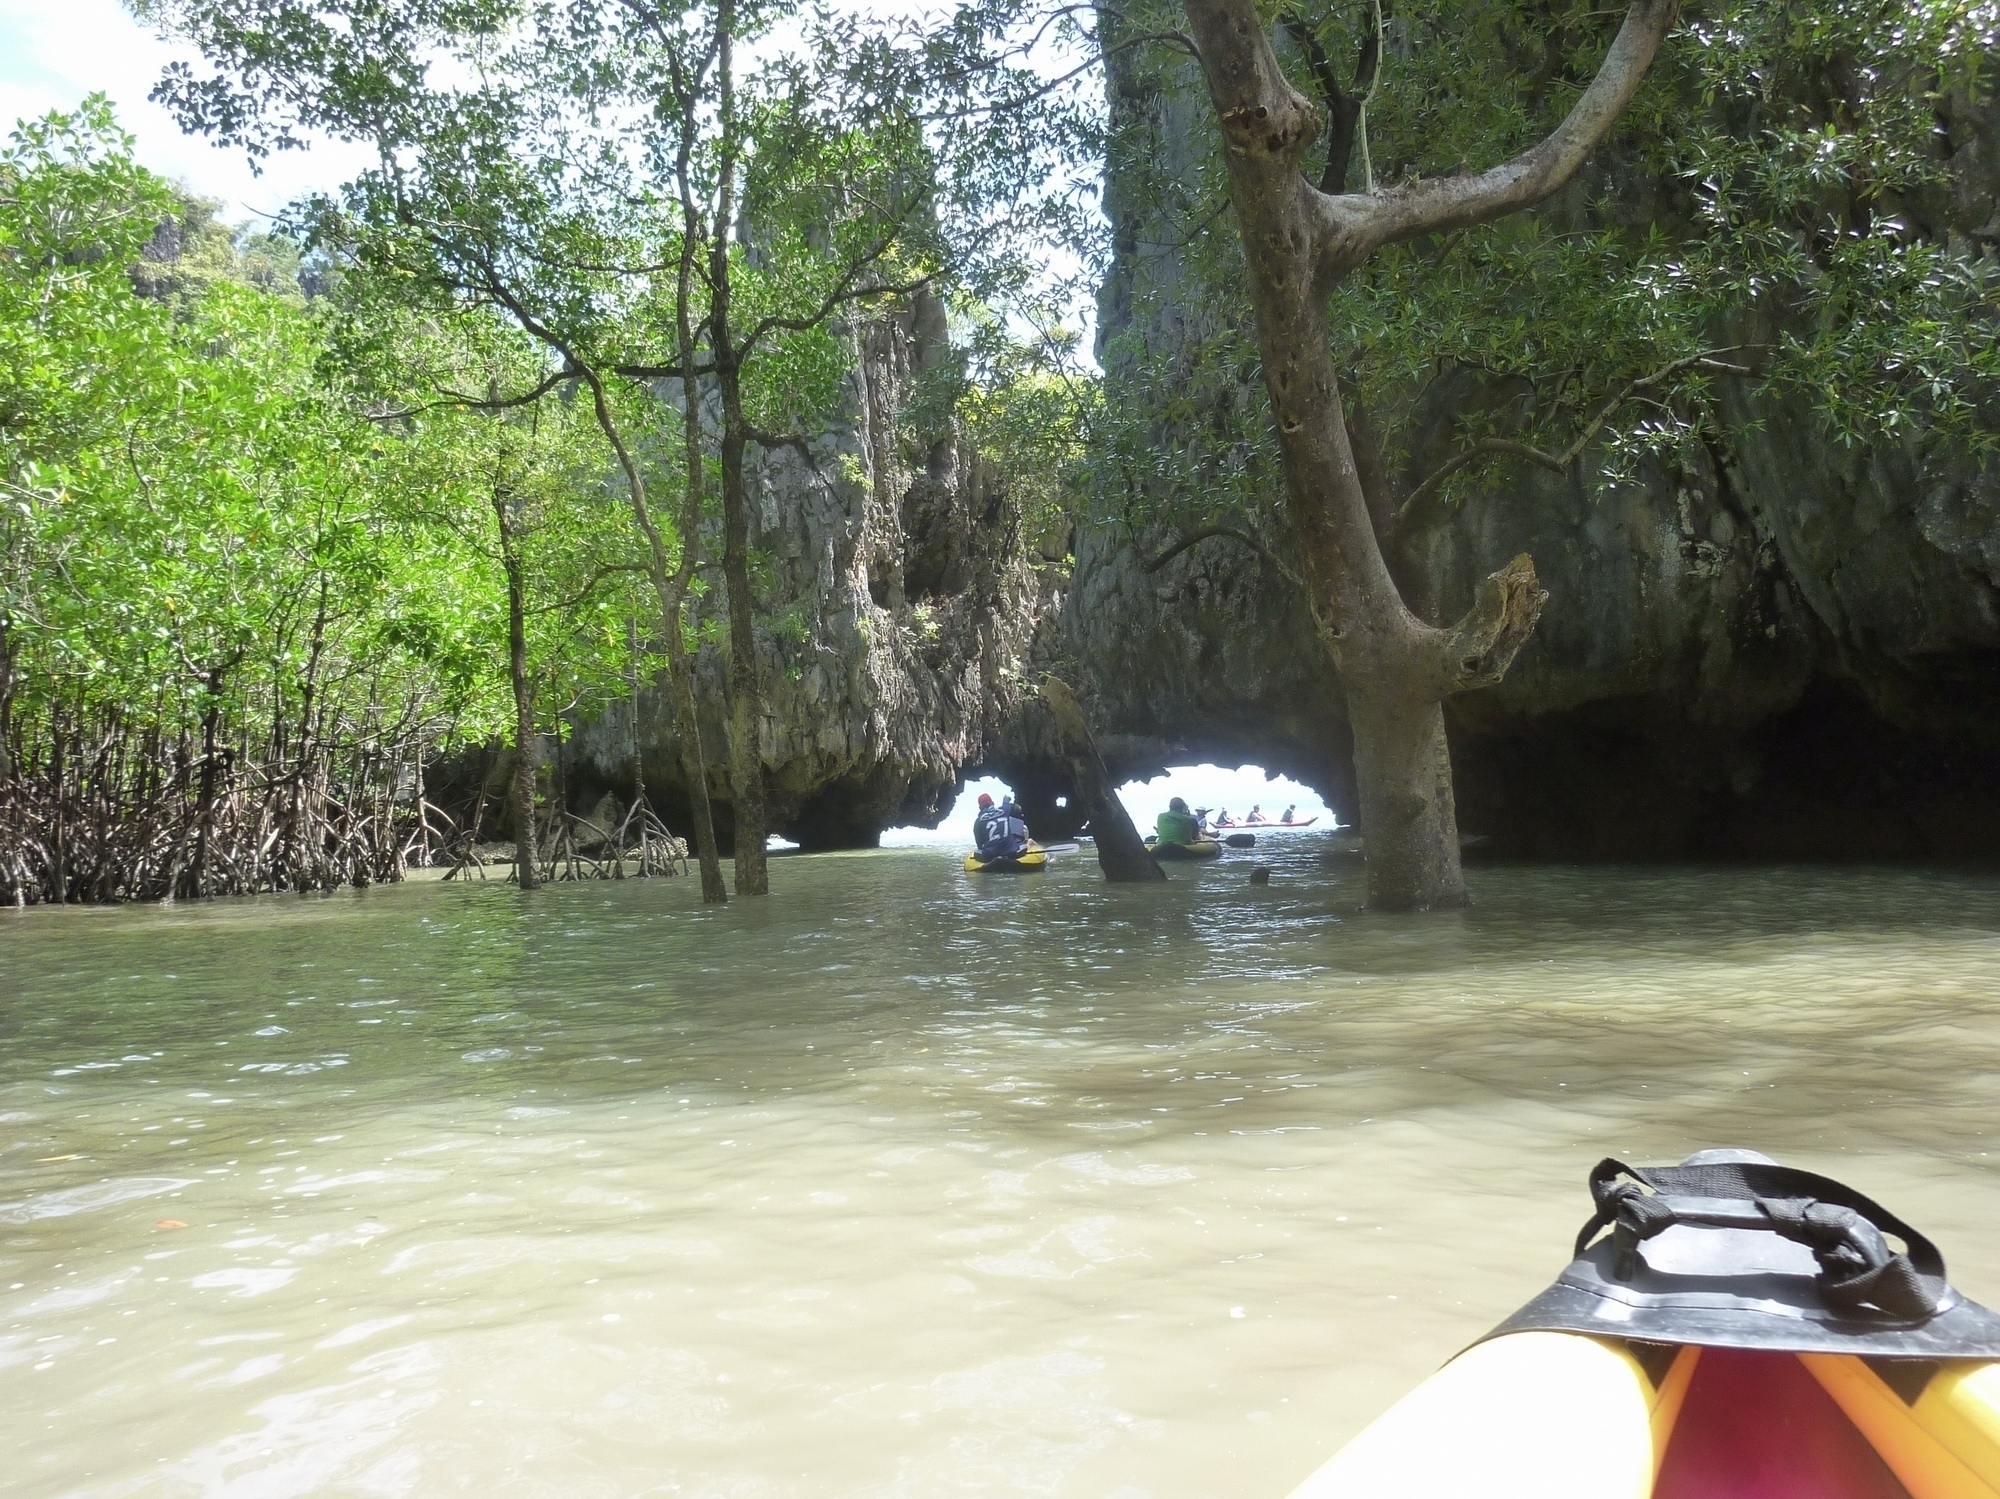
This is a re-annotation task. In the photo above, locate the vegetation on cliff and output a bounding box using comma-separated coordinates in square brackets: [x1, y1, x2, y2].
[1, 0, 1096, 904]
[1091, 0, 2000, 905]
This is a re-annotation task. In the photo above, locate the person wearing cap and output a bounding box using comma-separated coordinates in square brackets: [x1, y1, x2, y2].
[1155, 796, 1201, 848]
[973, 792, 1031, 861]
[972, 792, 1002, 850]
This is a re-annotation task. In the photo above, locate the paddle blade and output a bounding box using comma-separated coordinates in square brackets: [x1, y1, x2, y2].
[1225, 832, 1257, 848]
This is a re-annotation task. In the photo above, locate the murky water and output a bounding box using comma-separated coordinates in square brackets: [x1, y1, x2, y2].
[5, 840, 2000, 1497]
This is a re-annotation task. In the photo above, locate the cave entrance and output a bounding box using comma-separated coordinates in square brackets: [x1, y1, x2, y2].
[880, 775, 1018, 848]
[1116, 764, 1336, 835]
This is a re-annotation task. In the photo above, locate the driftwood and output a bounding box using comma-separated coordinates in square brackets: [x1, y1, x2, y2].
[1038, 676, 1166, 883]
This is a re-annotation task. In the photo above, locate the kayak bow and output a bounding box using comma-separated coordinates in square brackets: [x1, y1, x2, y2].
[1288, 1150, 2000, 1498]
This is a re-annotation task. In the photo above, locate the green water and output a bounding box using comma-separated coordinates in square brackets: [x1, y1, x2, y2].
[5, 839, 2000, 1497]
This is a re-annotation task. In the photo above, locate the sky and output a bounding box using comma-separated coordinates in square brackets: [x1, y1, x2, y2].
[0, 0, 375, 223]
[0, 0, 1073, 221]
[2, 0, 1097, 338]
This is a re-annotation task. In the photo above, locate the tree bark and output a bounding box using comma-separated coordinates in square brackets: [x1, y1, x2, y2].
[666, 630, 728, 902]
[494, 487, 541, 890]
[189, 662, 228, 899]
[1180, 0, 1670, 909]
[0, 618, 15, 785]
[715, 389, 770, 896]
[708, 0, 770, 897]
[576, 366, 727, 903]
[1040, 676, 1166, 883]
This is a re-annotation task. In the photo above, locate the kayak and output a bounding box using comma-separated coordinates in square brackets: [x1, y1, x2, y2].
[964, 842, 1049, 873]
[1288, 1151, 2000, 1499]
[1232, 816, 1318, 830]
[1145, 837, 1222, 860]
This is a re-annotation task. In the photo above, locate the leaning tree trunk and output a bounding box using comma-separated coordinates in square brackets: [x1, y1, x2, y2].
[1180, 0, 1671, 909]
[1040, 675, 1165, 883]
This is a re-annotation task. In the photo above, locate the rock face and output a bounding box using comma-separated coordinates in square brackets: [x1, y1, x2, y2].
[564, 293, 1062, 851]
[558, 43, 2000, 862]
[1057, 38, 2000, 859]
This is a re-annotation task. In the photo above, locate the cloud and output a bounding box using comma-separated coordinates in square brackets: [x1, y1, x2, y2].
[0, 0, 371, 223]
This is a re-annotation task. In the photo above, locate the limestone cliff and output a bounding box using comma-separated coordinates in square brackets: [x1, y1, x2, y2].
[566, 293, 1062, 850]
[1059, 35, 2000, 859]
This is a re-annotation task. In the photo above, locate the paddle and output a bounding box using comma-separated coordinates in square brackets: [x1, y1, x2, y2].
[1037, 842, 1080, 856]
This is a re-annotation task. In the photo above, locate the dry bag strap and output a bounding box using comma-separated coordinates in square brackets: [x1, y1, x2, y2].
[1575, 1157, 1947, 1321]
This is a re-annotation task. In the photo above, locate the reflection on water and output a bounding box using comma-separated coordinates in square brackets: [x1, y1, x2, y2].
[4, 842, 2000, 1496]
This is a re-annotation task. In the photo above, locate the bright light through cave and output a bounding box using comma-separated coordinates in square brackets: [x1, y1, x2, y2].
[881, 766, 1334, 846]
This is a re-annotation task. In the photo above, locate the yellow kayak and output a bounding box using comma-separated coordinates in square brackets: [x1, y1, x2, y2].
[1293, 1335, 2000, 1498]
[964, 842, 1048, 873]
[1290, 1152, 2000, 1498]
[1145, 838, 1221, 860]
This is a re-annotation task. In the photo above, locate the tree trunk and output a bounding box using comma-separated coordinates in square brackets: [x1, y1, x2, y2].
[1040, 676, 1166, 883]
[1179, 0, 1669, 908]
[496, 491, 541, 891]
[716, 401, 770, 896]
[0, 618, 15, 785]
[707, 1, 769, 898]
[576, 362, 725, 901]
[666, 629, 728, 902]
[190, 663, 227, 899]
[1346, 688, 1464, 909]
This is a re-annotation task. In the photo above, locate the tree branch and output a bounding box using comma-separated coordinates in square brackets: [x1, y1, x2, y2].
[742, 423, 837, 491]
[1139, 524, 1302, 588]
[1397, 348, 1760, 523]
[360, 366, 578, 423]
[1282, 14, 1368, 195]
[611, 358, 713, 380]
[735, 206, 944, 361]
[1431, 553, 1549, 695]
[1310, 0, 1677, 280]
[525, 563, 653, 616]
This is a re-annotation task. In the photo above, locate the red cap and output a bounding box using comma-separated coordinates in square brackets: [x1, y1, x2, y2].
[977, 793, 994, 806]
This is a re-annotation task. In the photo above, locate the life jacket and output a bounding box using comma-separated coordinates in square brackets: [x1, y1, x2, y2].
[978, 806, 1030, 860]
[973, 806, 1003, 845]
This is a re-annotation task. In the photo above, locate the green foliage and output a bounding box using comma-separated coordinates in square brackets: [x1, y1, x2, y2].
[0, 98, 642, 783]
[139, 0, 1102, 609]
[1095, 0, 2000, 526]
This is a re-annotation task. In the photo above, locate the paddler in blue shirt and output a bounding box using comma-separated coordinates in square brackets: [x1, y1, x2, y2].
[972, 792, 1002, 848]
[1155, 796, 1201, 848]
[974, 793, 1032, 860]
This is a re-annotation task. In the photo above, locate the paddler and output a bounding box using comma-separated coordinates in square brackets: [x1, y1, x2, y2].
[1281, 804, 1296, 824]
[972, 792, 1002, 848]
[974, 794, 1032, 862]
[1246, 804, 1268, 825]
[1155, 796, 1201, 848]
